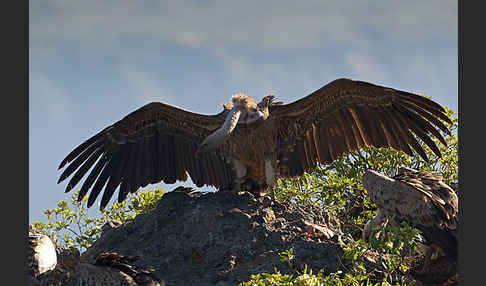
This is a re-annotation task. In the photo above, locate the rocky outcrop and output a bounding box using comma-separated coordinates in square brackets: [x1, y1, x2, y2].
[29, 189, 343, 285]
[29, 226, 163, 285]
[81, 189, 343, 286]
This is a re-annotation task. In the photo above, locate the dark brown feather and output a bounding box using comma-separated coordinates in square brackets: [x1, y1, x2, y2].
[312, 124, 323, 162]
[398, 102, 448, 146]
[157, 132, 168, 180]
[362, 105, 388, 148]
[347, 107, 374, 147]
[317, 125, 332, 164]
[139, 137, 151, 188]
[324, 123, 340, 161]
[100, 153, 126, 209]
[118, 180, 130, 204]
[399, 100, 451, 137]
[160, 134, 175, 184]
[188, 147, 204, 187]
[374, 108, 406, 152]
[78, 153, 109, 202]
[150, 131, 161, 183]
[58, 132, 105, 170]
[335, 110, 355, 152]
[174, 136, 188, 182]
[212, 155, 225, 187]
[295, 139, 308, 173]
[341, 108, 365, 150]
[283, 140, 305, 177]
[394, 105, 442, 157]
[131, 141, 144, 190]
[305, 130, 317, 168]
[118, 144, 135, 203]
[202, 153, 215, 186]
[396, 92, 452, 124]
[64, 147, 104, 193]
[390, 106, 429, 161]
[58, 140, 103, 184]
[88, 155, 120, 208]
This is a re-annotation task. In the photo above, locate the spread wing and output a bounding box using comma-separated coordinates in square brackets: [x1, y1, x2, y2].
[271, 78, 452, 177]
[57, 102, 233, 210]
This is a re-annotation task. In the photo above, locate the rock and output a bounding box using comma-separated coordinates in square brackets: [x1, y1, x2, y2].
[28, 226, 58, 278]
[29, 224, 163, 286]
[81, 190, 343, 285]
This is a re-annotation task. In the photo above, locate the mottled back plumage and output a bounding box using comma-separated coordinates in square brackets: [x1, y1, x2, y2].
[363, 168, 458, 262]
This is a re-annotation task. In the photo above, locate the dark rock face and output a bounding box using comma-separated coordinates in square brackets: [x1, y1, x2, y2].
[81, 190, 344, 286]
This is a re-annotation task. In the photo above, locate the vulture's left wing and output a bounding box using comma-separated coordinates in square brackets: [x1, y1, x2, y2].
[58, 102, 233, 210]
[271, 78, 452, 177]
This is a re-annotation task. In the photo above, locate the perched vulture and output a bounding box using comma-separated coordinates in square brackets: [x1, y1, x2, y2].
[362, 168, 458, 263]
[57, 78, 452, 210]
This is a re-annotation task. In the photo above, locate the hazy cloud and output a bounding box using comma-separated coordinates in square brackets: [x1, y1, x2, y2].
[120, 67, 180, 105]
[30, 0, 457, 52]
[29, 75, 70, 121]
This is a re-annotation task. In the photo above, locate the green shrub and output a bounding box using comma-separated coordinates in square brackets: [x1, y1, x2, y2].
[33, 188, 165, 251]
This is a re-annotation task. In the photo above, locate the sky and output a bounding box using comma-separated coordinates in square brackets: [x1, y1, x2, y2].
[29, 0, 458, 224]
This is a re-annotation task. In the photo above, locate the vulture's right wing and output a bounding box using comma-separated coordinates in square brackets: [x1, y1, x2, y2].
[57, 102, 233, 210]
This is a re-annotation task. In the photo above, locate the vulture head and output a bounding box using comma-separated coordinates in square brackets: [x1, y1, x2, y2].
[196, 94, 265, 156]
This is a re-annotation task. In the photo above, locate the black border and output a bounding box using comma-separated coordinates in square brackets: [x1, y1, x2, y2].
[458, 1, 478, 285]
[9, 0, 28, 284]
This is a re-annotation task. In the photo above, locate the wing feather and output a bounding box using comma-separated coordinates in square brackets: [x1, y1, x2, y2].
[348, 107, 374, 147]
[335, 110, 354, 151]
[305, 130, 318, 168]
[374, 107, 404, 152]
[100, 153, 126, 209]
[78, 153, 109, 202]
[341, 108, 365, 150]
[64, 147, 104, 193]
[317, 126, 332, 164]
[272, 78, 451, 176]
[87, 155, 118, 208]
[390, 104, 429, 161]
[58, 141, 104, 184]
[394, 104, 442, 157]
[58, 102, 233, 209]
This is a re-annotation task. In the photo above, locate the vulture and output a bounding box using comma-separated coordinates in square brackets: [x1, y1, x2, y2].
[362, 168, 458, 264]
[57, 78, 452, 210]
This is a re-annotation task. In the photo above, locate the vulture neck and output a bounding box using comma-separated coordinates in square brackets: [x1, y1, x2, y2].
[220, 105, 243, 136]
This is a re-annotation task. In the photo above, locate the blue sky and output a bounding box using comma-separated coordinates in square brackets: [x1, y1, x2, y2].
[29, 1, 458, 223]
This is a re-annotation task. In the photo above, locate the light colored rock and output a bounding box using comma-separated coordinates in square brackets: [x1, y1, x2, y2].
[29, 227, 57, 277]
